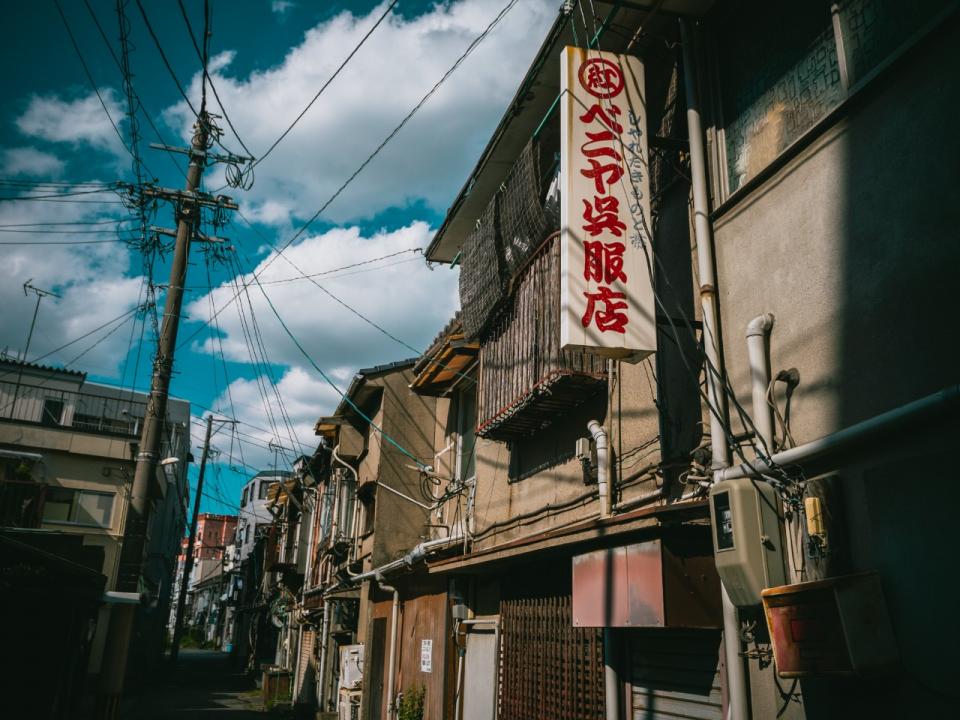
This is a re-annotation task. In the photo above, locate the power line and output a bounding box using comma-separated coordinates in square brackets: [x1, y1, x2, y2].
[0, 188, 121, 201]
[0, 228, 133, 235]
[176, 243, 423, 348]
[269, 0, 520, 257]
[52, 0, 155, 179]
[176, 0, 254, 159]
[81, 0, 187, 179]
[0, 238, 129, 245]
[0, 179, 115, 189]
[176, 0, 519, 356]
[0, 197, 126, 205]
[0, 218, 132, 228]
[250, 272, 427, 469]
[0, 310, 139, 416]
[134, 0, 199, 118]
[252, 0, 400, 169]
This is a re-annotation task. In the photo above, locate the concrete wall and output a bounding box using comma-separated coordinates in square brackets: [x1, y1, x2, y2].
[710, 14, 959, 719]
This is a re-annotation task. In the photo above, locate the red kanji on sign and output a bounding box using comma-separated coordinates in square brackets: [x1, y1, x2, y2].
[578, 58, 624, 99]
[580, 159, 625, 195]
[581, 286, 628, 333]
[579, 104, 623, 133]
[583, 240, 627, 282]
[581, 131, 623, 161]
[582, 198, 626, 238]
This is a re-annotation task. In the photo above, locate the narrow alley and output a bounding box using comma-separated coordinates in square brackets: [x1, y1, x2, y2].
[120, 651, 265, 720]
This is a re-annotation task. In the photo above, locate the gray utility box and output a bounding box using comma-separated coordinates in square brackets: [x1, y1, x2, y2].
[709, 477, 785, 607]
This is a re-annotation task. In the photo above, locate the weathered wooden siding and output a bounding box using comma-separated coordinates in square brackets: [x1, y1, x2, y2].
[477, 233, 607, 440]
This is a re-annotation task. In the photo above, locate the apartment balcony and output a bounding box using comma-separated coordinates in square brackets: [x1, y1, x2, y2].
[0, 379, 148, 439]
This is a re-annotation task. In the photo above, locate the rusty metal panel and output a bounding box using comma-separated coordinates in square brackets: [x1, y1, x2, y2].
[572, 537, 722, 629]
[499, 595, 605, 720]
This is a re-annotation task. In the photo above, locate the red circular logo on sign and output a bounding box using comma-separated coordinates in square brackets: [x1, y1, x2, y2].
[578, 58, 624, 99]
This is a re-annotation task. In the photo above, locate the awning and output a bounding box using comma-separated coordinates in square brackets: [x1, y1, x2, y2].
[410, 317, 479, 397]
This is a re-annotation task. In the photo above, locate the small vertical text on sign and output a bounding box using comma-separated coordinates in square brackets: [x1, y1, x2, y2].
[420, 638, 432, 673]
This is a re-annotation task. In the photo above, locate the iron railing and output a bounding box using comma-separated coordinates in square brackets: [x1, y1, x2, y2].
[0, 379, 149, 438]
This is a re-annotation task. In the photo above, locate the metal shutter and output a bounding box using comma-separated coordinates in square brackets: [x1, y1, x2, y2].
[628, 629, 723, 720]
[294, 627, 316, 703]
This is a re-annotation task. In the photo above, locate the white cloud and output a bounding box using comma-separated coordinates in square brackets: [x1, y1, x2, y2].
[187, 221, 458, 378]
[206, 366, 341, 468]
[16, 90, 126, 159]
[2, 147, 66, 177]
[165, 0, 557, 224]
[271, 0, 296, 15]
[0, 196, 144, 375]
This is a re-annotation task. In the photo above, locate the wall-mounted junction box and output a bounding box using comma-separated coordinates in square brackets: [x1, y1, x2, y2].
[709, 477, 785, 607]
[762, 573, 898, 676]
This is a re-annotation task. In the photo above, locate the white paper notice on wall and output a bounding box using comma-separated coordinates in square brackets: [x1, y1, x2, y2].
[560, 46, 656, 363]
[420, 638, 432, 673]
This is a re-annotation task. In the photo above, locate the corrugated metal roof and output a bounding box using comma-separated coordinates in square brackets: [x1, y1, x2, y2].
[0, 356, 86, 379]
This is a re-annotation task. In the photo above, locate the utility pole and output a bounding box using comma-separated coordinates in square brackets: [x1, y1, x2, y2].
[96, 111, 240, 718]
[170, 414, 235, 661]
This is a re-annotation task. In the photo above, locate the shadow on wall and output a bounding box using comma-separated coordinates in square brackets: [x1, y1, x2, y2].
[806, 7, 960, 718]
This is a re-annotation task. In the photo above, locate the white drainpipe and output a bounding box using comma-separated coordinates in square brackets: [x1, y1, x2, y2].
[745, 314, 803, 584]
[588, 420, 611, 518]
[588, 419, 617, 718]
[331, 444, 361, 561]
[377, 575, 400, 720]
[746, 314, 776, 458]
[680, 18, 750, 720]
[316, 598, 331, 712]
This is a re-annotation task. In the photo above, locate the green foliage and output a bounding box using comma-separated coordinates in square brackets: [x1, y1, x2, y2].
[398, 684, 425, 720]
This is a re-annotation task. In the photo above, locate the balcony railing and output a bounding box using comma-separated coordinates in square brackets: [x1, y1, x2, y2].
[0, 380, 148, 438]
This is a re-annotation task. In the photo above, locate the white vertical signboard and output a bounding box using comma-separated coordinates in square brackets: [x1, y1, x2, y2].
[560, 46, 656, 363]
[420, 638, 432, 672]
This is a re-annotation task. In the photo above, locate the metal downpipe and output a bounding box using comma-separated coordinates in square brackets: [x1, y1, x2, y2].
[681, 18, 750, 720]
[377, 575, 400, 720]
[588, 420, 611, 517]
[317, 599, 332, 712]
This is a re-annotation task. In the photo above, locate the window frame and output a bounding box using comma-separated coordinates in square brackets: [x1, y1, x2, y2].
[42, 487, 115, 528]
[709, 0, 957, 212]
[40, 397, 65, 427]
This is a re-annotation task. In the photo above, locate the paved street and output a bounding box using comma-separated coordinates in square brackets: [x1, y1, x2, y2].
[121, 650, 266, 719]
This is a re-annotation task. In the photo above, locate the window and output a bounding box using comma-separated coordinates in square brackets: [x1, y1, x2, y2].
[360, 492, 376, 536]
[241, 486, 248, 507]
[258, 481, 272, 500]
[42, 487, 114, 527]
[715, 0, 952, 195]
[41, 398, 64, 427]
[455, 386, 477, 482]
[245, 525, 251, 544]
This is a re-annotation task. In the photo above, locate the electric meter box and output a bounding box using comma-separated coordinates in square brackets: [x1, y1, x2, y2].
[709, 477, 785, 607]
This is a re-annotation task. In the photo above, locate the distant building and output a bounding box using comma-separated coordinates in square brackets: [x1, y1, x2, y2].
[236, 469, 289, 562]
[168, 513, 237, 640]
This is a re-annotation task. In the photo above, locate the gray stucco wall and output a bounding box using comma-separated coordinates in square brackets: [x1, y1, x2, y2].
[711, 15, 959, 719]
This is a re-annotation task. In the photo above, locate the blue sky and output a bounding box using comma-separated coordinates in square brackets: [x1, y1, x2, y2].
[0, 0, 556, 516]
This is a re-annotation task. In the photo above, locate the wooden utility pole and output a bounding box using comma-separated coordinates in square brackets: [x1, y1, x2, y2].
[96, 110, 237, 718]
[169, 414, 233, 661]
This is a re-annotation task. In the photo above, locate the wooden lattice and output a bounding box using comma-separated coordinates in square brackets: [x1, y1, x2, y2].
[498, 596, 605, 720]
